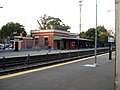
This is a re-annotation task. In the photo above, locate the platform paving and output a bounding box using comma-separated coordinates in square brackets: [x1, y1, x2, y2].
[0, 52, 115, 90]
[0, 48, 94, 58]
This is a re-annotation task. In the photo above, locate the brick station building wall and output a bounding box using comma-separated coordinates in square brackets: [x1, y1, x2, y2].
[31, 29, 77, 49]
[13, 34, 33, 49]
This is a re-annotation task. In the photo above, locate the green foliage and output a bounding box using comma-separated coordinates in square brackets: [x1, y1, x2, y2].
[0, 22, 27, 40]
[80, 28, 95, 41]
[98, 32, 108, 42]
[37, 14, 71, 31]
[96, 26, 109, 44]
[80, 25, 109, 47]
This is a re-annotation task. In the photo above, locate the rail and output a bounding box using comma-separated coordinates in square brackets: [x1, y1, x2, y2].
[0, 47, 114, 75]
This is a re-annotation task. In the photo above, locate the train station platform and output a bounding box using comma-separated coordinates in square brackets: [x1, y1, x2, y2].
[0, 52, 115, 90]
[0, 48, 107, 58]
[0, 48, 91, 58]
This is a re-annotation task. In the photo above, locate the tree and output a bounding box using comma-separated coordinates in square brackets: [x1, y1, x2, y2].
[80, 28, 95, 41]
[0, 22, 27, 40]
[80, 26, 110, 47]
[96, 26, 109, 46]
[37, 14, 71, 31]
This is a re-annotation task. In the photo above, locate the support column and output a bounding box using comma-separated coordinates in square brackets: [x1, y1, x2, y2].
[115, 0, 120, 89]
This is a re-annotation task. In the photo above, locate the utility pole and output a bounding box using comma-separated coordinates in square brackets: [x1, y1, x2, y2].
[115, 0, 120, 89]
[79, 0, 82, 37]
[94, 0, 97, 66]
[83, 0, 97, 68]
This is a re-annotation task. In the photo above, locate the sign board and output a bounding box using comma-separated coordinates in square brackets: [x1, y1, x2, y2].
[35, 36, 39, 38]
[14, 39, 19, 42]
[10, 38, 23, 42]
[108, 37, 114, 42]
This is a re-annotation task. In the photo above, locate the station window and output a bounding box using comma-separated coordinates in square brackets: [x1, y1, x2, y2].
[44, 37, 48, 46]
[35, 36, 39, 47]
[35, 38, 39, 47]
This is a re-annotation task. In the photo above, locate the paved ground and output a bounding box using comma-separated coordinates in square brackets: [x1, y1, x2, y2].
[0, 52, 115, 90]
[0, 48, 94, 58]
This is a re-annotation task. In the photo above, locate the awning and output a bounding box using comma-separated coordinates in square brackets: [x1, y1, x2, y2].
[54, 36, 62, 40]
[54, 36, 93, 41]
[61, 37, 93, 41]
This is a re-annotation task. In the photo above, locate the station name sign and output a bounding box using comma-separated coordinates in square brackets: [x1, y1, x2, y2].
[108, 37, 114, 42]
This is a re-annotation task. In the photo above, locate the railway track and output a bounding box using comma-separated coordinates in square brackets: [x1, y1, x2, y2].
[0, 48, 112, 75]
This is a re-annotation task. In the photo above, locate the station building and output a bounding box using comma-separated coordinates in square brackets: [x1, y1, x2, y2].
[11, 29, 115, 50]
[31, 29, 93, 49]
[13, 33, 33, 50]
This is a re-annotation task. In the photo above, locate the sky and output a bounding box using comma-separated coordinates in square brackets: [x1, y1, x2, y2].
[0, 0, 115, 34]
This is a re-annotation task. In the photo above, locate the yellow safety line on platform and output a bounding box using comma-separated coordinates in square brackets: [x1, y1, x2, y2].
[0, 53, 108, 79]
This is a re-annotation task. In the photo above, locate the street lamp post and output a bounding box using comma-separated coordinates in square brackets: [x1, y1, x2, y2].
[79, 0, 83, 36]
[94, 0, 98, 66]
[107, 10, 115, 12]
[83, 0, 98, 67]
